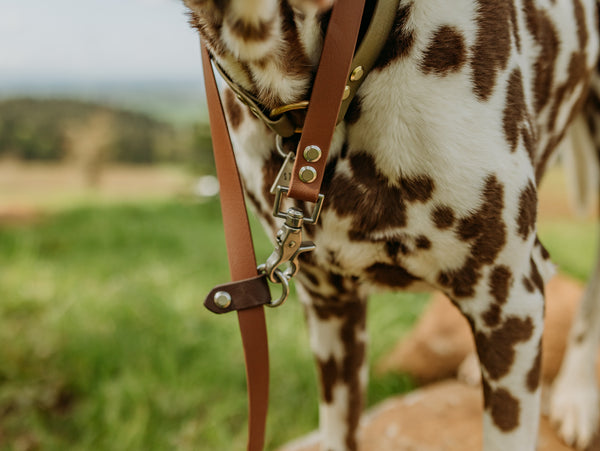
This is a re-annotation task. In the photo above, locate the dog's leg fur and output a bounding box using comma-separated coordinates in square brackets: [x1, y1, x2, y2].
[451, 254, 546, 450]
[296, 271, 368, 451]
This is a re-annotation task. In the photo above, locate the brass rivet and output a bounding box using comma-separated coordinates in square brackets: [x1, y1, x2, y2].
[299, 166, 317, 183]
[214, 291, 232, 309]
[303, 145, 322, 163]
[350, 66, 364, 81]
[342, 85, 351, 100]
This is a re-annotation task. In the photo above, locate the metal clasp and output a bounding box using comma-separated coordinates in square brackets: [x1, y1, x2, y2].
[263, 207, 316, 282]
[273, 187, 324, 225]
[257, 206, 317, 308]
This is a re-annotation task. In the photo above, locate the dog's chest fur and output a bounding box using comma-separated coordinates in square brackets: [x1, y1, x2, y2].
[192, 0, 598, 298]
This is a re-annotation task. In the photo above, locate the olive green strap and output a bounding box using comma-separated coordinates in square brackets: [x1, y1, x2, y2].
[337, 0, 401, 123]
[212, 62, 299, 138]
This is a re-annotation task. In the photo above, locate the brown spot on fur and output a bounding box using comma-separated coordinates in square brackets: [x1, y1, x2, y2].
[324, 153, 436, 238]
[526, 340, 542, 392]
[439, 176, 506, 298]
[483, 266, 512, 327]
[224, 89, 244, 129]
[529, 258, 545, 294]
[523, 1, 560, 113]
[573, 0, 589, 49]
[431, 205, 456, 229]
[366, 263, 419, 288]
[471, 0, 513, 100]
[521, 123, 536, 164]
[346, 96, 362, 125]
[475, 316, 534, 380]
[401, 176, 435, 202]
[318, 357, 337, 403]
[385, 240, 409, 258]
[227, 16, 274, 41]
[503, 69, 527, 153]
[517, 180, 537, 240]
[416, 236, 431, 250]
[489, 265, 512, 305]
[535, 236, 551, 260]
[489, 388, 521, 431]
[508, 0, 521, 51]
[373, 4, 414, 70]
[279, 2, 312, 85]
[421, 26, 467, 76]
[483, 304, 502, 327]
[523, 258, 545, 294]
[522, 275, 535, 293]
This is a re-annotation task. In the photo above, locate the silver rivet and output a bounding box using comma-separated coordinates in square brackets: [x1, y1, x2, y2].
[350, 66, 364, 81]
[214, 291, 232, 309]
[342, 85, 351, 100]
[303, 145, 322, 163]
[299, 166, 317, 183]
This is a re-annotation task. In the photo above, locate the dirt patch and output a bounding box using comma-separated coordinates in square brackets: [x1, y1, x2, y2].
[0, 162, 194, 222]
[280, 380, 598, 451]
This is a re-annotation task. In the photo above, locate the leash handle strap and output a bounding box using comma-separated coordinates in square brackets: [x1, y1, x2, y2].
[200, 1, 367, 448]
[201, 43, 269, 451]
[288, 0, 367, 203]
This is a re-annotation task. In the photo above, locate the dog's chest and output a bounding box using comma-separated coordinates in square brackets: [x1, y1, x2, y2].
[219, 0, 598, 292]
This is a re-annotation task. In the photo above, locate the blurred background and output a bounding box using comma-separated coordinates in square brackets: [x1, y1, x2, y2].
[0, 1, 597, 450]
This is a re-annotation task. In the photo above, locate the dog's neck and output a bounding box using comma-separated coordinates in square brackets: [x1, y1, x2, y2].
[184, 0, 333, 109]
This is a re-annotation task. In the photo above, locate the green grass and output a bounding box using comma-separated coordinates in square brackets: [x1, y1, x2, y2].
[0, 200, 596, 450]
[0, 200, 428, 450]
[538, 219, 598, 281]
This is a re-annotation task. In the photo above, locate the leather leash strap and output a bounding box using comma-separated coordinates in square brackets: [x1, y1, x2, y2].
[288, 0, 367, 203]
[200, 0, 367, 449]
[201, 44, 269, 451]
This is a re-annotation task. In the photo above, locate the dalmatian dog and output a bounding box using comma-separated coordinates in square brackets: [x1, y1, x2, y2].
[183, 0, 600, 449]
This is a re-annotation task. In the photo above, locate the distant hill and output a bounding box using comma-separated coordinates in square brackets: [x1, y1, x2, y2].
[0, 98, 180, 163]
[0, 80, 208, 125]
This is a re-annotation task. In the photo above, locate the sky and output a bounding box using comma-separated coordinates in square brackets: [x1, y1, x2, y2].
[0, 0, 204, 85]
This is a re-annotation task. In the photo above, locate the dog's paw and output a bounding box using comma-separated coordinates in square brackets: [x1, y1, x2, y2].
[550, 373, 599, 449]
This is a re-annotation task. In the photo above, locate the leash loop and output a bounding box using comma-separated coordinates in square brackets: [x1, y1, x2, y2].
[261, 206, 316, 283]
[257, 265, 290, 308]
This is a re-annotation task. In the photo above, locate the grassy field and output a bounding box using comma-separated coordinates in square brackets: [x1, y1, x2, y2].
[0, 164, 597, 450]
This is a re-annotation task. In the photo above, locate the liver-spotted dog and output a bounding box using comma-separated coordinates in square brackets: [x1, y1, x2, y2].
[183, 0, 600, 449]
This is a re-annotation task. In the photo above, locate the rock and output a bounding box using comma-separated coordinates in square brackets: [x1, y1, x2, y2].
[279, 381, 598, 451]
[376, 274, 587, 385]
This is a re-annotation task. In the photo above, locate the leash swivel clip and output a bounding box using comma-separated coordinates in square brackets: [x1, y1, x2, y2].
[258, 206, 316, 307]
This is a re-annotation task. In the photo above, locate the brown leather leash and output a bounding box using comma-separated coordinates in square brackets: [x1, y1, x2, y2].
[201, 1, 367, 449]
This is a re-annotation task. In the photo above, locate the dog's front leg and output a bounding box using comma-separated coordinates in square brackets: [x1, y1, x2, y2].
[451, 260, 545, 451]
[296, 277, 368, 451]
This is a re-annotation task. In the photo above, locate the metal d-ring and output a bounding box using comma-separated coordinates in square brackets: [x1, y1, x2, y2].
[257, 264, 290, 308]
[275, 134, 290, 158]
